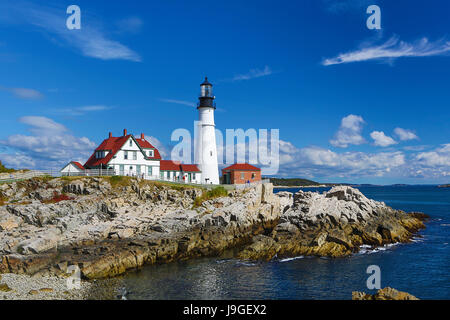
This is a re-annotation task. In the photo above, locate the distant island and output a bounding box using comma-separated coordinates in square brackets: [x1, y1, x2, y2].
[267, 177, 323, 187]
[266, 177, 354, 188]
[438, 184, 450, 188]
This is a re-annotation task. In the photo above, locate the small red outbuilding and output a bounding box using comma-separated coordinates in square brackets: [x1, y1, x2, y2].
[221, 163, 261, 184]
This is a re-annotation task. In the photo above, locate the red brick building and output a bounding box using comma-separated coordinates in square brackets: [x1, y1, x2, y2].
[221, 163, 261, 184]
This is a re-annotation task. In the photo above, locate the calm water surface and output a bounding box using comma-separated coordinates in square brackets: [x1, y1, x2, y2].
[121, 186, 450, 299]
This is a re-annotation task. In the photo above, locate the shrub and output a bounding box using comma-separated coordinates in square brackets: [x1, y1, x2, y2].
[41, 191, 74, 204]
[0, 161, 15, 173]
[108, 175, 132, 188]
[0, 195, 6, 206]
[193, 186, 228, 207]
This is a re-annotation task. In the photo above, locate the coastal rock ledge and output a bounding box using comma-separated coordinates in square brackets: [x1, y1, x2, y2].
[0, 177, 427, 280]
[352, 287, 419, 300]
[237, 186, 428, 260]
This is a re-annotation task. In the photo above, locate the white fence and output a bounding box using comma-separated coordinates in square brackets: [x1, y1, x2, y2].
[1, 169, 271, 190]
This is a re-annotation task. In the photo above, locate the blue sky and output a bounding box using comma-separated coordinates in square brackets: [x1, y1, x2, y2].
[0, 0, 449, 184]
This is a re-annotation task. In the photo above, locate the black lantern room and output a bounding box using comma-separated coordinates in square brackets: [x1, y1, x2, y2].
[198, 77, 216, 109]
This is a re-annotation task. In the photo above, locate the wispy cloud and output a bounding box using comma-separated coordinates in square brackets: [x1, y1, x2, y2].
[52, 105, 112, 116]
[323, 0, 374, 14]
[0, 1, 141, 62]
[0, 86, 44, 100]
[323, 36, 450, 66]
[116, 16, 143, 34]
[159, 98, 196, 108]
[230, 66, 273, 81]
[394, 127, 419, 141]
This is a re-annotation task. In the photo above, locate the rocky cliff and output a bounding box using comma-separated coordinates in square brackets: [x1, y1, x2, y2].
[237, 186, 427, 260]
[0, 177, 427, 279]
[0, 177, 280, 279]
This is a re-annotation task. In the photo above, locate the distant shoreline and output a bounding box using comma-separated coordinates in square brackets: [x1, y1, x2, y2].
[273, 185, 329, 188]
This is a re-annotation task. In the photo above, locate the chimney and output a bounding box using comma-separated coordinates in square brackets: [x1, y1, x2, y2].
[123, 129, 127, 136]
[141, 133, 145, 140]
[109, 132, 112, 138]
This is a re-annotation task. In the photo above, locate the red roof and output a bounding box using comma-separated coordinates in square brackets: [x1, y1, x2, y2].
[222, 163, 261, 171]
[71, 161, 85, 170]
[160, 160, 181, 171]
[84, 134, 161, 168]
[181, 164, 201, 172]
[160, 160, 200, 172]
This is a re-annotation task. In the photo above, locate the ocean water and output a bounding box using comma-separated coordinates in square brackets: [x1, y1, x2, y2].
[121, 186, 450, 300]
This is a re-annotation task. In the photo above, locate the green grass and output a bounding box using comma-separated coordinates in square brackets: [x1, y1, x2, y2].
[193, 186, 228, 207]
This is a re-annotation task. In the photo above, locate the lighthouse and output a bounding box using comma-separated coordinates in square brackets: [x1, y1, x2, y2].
[195, 77, 219, 184]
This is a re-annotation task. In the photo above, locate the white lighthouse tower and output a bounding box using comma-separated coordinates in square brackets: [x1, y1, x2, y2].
[195, 77, 219, 184]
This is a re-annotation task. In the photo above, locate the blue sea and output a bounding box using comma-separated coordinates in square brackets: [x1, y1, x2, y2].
[121, 186, 450, 300]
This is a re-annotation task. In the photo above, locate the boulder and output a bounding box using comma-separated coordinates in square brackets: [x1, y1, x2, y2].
[352, 287, 419, 300]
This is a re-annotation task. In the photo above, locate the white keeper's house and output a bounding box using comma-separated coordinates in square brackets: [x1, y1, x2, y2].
[60, 129, 202, 184]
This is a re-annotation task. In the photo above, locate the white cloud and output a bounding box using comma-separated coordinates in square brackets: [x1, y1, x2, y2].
[231, 66, 273, 81]
[0, 116, 96, 169]
[0, 1, 140, 62]
[394, 127, 418, 141]
[272, 139, 450, 181]
[330, 114, 366, 148]
[0, 153, 35, 169]
[370, 131, 397, 147]
[0, 86, 44, 100]
[323, 36, 450, 66]
[274, 140, 406, 179]
[416, 144, 450, 167]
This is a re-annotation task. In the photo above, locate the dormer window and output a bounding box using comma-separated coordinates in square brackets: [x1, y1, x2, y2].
[96, 151, 106, 159]
[148, 150, 154, 157]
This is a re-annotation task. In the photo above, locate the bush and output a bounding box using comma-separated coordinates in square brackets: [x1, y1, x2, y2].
[0, 195, 7, 206]
[193, 186, 228, 207]
[41, 191, 74, 204]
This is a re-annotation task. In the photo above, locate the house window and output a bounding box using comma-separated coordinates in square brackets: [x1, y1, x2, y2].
[129, 140, 132, 147]
[193, 173, 196, 180]
[119, 165, 124, 175]
[148, 166, 152, 176]
[160, 172, 164, 179]
[241, 172, 245, 179]
[167, 171, 170, 179]
[251, 173, 255, 179]
[124, 151, 128, 160]
[148, 150, 154, 157]
[133, 151, 137, 160]
[137, 165, 141, 175]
